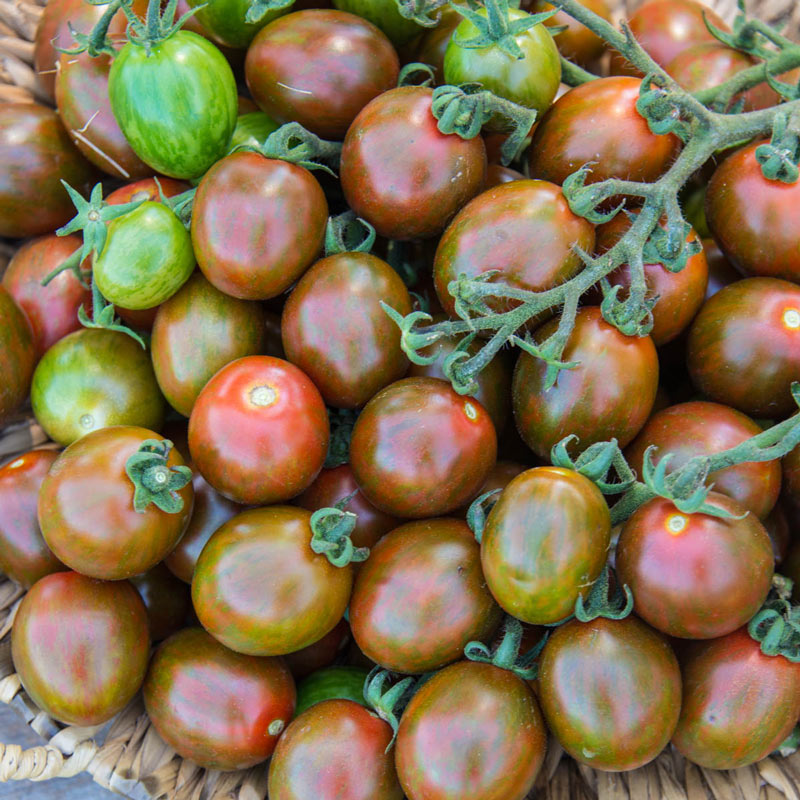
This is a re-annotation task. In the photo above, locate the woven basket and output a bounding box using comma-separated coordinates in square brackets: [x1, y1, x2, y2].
[2, 1, 800, 797]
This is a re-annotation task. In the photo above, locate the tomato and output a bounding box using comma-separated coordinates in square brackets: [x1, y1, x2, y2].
[2, 234, 90, 359]
[282, 252, 411, 408]
[31, 328, 165, 446]
[295, 465, 401, 551]
[246, 10, 399, 139]
[130, 563, 192, 642]
[295, 665, 371, 715]
[192, 506, 352, 655]
[350, 377, 497, 517]
[481, 467, 610, 624]
[269, 699, 403, 800]
[538, 616, 681, 770]
[0, 286, 36, 425]
[409, 6, 462, 84]
[332, 0, 422, 46]
[105, 177, 190, 205]
[55, 46, 150, 180]
[764, 502, 790, 564]
[395, 661, 547, 800]
[512, 307, 659, 460]
[433, 179, 595, 321]
[109, 31, 238, 179]
[444, 10, 561, 122]
[616, 493, 774, 639]
[484, 164, 525, 188]
[528, 77, 679, 190]
[706, 141, 800, 283]
[192, 151, 328, 300]
[186, 0, 288, 48]
[284, 619, 350, 678]
[38, 426, 193, 580]
[12, 571, 149, 725]
[672, 627, 800, 768]
[624, 401, 781, 519]
[0, 450, 64, 588]
[151, 272, 266, 417]
[340, 87, 487, 240]
[458, 459, 529, 515]
[350, 519, 502, 673]
[686, 278, 800, 418]
[231, 110, 280, 149]
[785, 443, 800, 504]
[590, 213, 708, 346]
[188, 356, 328, 505]
[0, 104, 95, 238]
[530, 0, 611, 66]
[702, 239, 743, 300]
[143, 627, 296, 770]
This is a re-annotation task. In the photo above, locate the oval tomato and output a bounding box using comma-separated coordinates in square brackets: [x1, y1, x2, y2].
[0, 286, 36, 425]
[105, 176, 190, 205]
[186, 0, 287, 48]
[130, 563, 192, 642]
[531, 0, 611, 66]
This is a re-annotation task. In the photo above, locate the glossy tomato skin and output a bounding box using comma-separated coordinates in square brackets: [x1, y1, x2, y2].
[192, 506, 352, 655]
[192, 152, 328, 300]
[332, 0, 421, 46]
[512, 307, 659, 460]
[282, 252, 412, 408]
[294, 465, 401, 551]
[531, 0, 611, 66]
[484, 164, 525, 188]
[624, 401, 781, 519]
[395, 661, 547, 800]
[31, 328, 166, 446]
[152, 271, 266, 417]
[672, 627, 800, 768]
[409, 6, 462, 84]
[38, 426, 193, 580]
[0, 286, 36, 425]
[246, 10, 399, 139]
[349, 377, 497, 518]
[12, 571, 149, 726]
[539, 616, 681, 771]
[482, 467, 611, 624]
[0, 449, 64, 588]
[231, 110, 281, 148]
[186, 0, 287, 48]
[433, 180, 595, 321]
[706, 141, 800, 283]
[616, 493, 774, 639]
[349, 519, 502, 673]
[105, 177, 190, 205]
[340, 87, 487, 240]
[686, 278, 800, 418]
[269, 699, 403, 800]
[2, 234, 90, 359]
[528, 77, 679, 190]
[109, 31, 238, 179]
[188, 356, 329, 505]
[0, 104, 95, 238]
[785, 444, 800, 504]
[284, 619, 350, 679]
[144, 627, 296, 770]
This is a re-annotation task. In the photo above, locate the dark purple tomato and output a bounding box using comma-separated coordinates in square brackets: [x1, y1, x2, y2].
[151, 271, 266, 417]
[482, 467, 611, 624]
[530, 0, 611, 66]
[0, 449, 64, 587]
[512, 307, 659, 460]
[38, 426, 194, 580]
[702, 238, 743, 300]
[12, 571, 149, 725]
[130, 563, 192, 642]
[283, 619, 350, 679]
[0, 286, 35, 425]
[433, 180, 595, 321]
[191, 151, 328, 300]
[484, 164, 525, 188]
[538, 616, 681, 770]
[349, 518, 502, 673]
[281, 252, 412, 408]
[686, 278, 800, 417]
[624, 401, 781, 519]
[105, 176, 190, 206]
[268, 699, 403, 800]
[616, 493, 774, 639]
[340, 87, 487, 240]
[395, 660, 546, 800]
[0, 103, 95, 238]
[785, 443, 800, 505]
[349, 377, 497, 518]
[672, 627, 800, 768]
[192, 506, 352, 655]
[245, 10, 399, 139]
[143, 627, 296, 770]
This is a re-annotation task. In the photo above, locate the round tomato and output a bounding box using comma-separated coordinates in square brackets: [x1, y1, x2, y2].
[12, 571, 149, 725]
[192, 506, 352, 655]
[188, 356, 328, 505]
[332, 0, 422, 46]
[130, 563, 192, 642]
[144, 627, 296, 770]
[531, 0, 611, 66]
[0, 286, 36, 425]
[349, 377, 497, 517]
[616, 493, 774, 639]
[105, 176, 190, 205]
[284, 619, 350, 679]
[340, 87, 487, 240]
[295, 665, 370, 715]
[186, 0, 287, 48]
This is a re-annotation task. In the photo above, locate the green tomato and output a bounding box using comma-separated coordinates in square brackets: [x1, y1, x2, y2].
[186, 0, 292, 49]
[109, 31, 237, 179]
[231, 111, 281, 150]
[295, 666, 371, 717]
[332, 0, 422, 46]
[94, 202, 195, 310]
[444, 9, 561, 122]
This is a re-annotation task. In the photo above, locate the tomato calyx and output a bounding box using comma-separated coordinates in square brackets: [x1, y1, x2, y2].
[125, 439, 192, 513]
[245, 0, 293, 25]
[464, 616, 544, 680]
[465, 487, 502, 543]
[309, 505, 369, 568]
[755, 107, 800, 183]
[748, 575, 800, 662]
[395, 0, 447, 28]
[551, 435, 638, 496]
[397, 62, 436, 88]
[574, 565, 634, 623]
[324, 211, 376, 257]
[363, 667, 417, 748]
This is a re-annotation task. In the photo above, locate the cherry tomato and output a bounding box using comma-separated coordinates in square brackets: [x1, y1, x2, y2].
[0, 286, 36, 425]
[530, 0, 611, 66]
[785, 443, 800, 505]
[186, 0, 288, 48]
[409, 6, 462, 83]
[105, 177, 190, 205]
[231, 110, 281, 149]
[458, 459, 529, 516]
[283, 619, 350, 679]
[332, 0, 422, 46]
[702, 238, 743, 300]
[130, 563, 192, 642]
[484, 163, 525, 188]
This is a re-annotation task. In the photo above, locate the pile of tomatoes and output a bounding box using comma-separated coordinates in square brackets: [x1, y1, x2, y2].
[1, 0, 800, 796]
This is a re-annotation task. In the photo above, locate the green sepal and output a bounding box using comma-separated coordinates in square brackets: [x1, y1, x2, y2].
[398, 62, 436, 87]
[748, 576, 800, 662]
[464, 616, 544, 680]
[574, 565, 634, 622]
[232, 122, 342, 175]
[550, 436, 638, 495]
[363, 668, 417, 749]
[324, 211, 376, 256]
[599, 281, 657, 338]
[246, 0, 294, 23]
[381, 305, 444, 365]
[125, 439, 192, 514]
[78, 277, 147, 349]
[465, 488, 502, 543]
[309, 506, 369, 567]
[395, 0, 447, 27]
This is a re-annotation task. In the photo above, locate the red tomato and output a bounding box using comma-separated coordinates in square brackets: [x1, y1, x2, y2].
[0, 286, 36, 425]
[105, 177, 190, 205]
